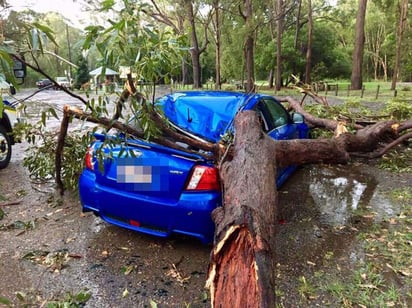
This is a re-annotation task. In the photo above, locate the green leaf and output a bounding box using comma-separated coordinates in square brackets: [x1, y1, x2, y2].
[32, 22, 58, 46]
[100, 0, 115, 11]
[48, 107, 59, 120]
[15, 292, 26, 302]
[74, 291, 91, 303]
[122, 265, 134, 275]
[0, 296, 12, 306]
[41, 112, 47, 126]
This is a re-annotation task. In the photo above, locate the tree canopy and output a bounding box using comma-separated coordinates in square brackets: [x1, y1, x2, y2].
[1, 0, 411, 88]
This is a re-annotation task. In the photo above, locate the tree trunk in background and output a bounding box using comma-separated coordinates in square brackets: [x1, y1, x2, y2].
[294, 0, 302, 49]
[304, 0, 313, 84]
[350, 0, 368, 90]
[391, 0, 409, 90]
[185, 0, 202, 88]
[244, 0, 255, 92]
[276, 0, 284, 91]
[213, 0, 222, 89]
[268, 1, 276, 89]
[181, 59, 189, 85]
[268, 68, 274, 88]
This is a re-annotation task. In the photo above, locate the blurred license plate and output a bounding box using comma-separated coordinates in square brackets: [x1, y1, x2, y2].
[116, 158, 169, 191]
[117, 165, 152, 184]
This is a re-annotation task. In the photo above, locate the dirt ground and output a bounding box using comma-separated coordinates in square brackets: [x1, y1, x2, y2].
[0, 89, 411, 307]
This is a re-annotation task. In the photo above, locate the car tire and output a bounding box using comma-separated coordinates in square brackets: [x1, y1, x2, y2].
[0, 125, 12, 169]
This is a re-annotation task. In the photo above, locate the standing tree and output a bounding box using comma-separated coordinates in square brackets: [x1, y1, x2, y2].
[242, 0, 256, 92]
[350, 0, 368, 90]
[146, 0, 209, 87]
[390, 0, 409, 90]
[304, 0, 313, 84]
[184, 0, 209, 88]
[365, 8, 388, 81]
[212, 0, 222, 89]
[146, 0, 189, 84]
[73, 55, 90, 90]
[275, 0, 284, 91]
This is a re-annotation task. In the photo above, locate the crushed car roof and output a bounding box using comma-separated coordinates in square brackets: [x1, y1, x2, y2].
[157, 91, 256, 142]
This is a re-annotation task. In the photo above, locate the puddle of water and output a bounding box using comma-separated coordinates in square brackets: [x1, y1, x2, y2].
[305, 164, 398, 226]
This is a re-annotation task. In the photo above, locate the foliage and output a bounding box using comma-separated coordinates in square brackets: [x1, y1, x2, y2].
[382, 99, 412, 120]
[378, 148, 412, 173]
[83, 0, 184, 86]
[23, 130, 93, 191]
[2, 10, 83, 86]
[304, 99, 371, 131]
[2, 0, 412, 86]
[18, 107, 94, 191]
[0, 289, 91, 307]
[73, 55, 90, 90]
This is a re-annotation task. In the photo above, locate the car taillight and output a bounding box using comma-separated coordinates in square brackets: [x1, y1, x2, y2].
[84, 147, 94, 171]
[185, 165, 220, 191]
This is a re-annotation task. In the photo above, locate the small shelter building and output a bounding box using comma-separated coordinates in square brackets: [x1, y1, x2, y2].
[89, 66, 119, 91]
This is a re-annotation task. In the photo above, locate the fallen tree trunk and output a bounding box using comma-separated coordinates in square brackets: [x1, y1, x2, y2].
[206, 110, 277, 307]
[205, 110, 408, 306]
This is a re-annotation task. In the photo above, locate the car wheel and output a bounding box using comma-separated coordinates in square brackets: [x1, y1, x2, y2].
[0, 125, 12, 169]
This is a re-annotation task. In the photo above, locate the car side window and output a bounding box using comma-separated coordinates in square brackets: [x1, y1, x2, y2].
[257, 99, 289, 132]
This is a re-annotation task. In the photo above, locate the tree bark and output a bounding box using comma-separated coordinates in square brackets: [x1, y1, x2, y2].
[213, 0, 222, 90]
[206, 111, 277, 307]
[391, 0, 409, 90]
[185, 0, 202, 88]
[350, 0, 368, 90]
[276, 0, 284, 91]
[205, 110, 404, 306]
[244, 0, 255, 92]
[304, 0, 313, 84]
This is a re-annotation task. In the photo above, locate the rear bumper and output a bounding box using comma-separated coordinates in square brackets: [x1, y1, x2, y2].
[79, 170, 220, 244]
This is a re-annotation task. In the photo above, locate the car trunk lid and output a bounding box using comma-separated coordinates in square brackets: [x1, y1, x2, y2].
[90, 137, 211, 202]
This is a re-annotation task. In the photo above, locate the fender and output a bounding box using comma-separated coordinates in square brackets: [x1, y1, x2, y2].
[1, 101, 18, 144]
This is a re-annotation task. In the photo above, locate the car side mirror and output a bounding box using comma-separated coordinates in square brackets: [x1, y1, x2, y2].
[292, 113, 305, 123]
[10, 85, 16, 95]
[12, 56, 26, 85]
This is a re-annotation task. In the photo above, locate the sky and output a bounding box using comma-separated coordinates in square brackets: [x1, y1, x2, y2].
[7, 0, 90, 28]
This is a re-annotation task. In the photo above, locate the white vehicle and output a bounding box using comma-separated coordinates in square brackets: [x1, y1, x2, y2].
[0, 75, 20, 169]
[55, 76, 71, 89]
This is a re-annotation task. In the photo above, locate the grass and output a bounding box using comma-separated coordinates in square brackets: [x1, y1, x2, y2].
[157, 79, 412, 104]
[303, 187, 412, 307]
[379, 148, 412, 173]
[0, 290, 91, 308]
[253, 80, 411, 101]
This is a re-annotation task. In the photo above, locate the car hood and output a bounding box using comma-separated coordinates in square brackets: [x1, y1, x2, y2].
[157, 91, 247, 143]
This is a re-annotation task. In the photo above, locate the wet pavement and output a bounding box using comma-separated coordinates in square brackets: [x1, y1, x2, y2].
[0, 88, 411, 307]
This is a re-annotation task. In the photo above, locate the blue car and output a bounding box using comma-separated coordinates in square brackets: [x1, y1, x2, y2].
[79, 91, 309, 244]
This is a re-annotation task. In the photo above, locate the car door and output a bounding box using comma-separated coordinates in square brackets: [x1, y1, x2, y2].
[256, 98, 301, 184]
[256, 98, 299, 140]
